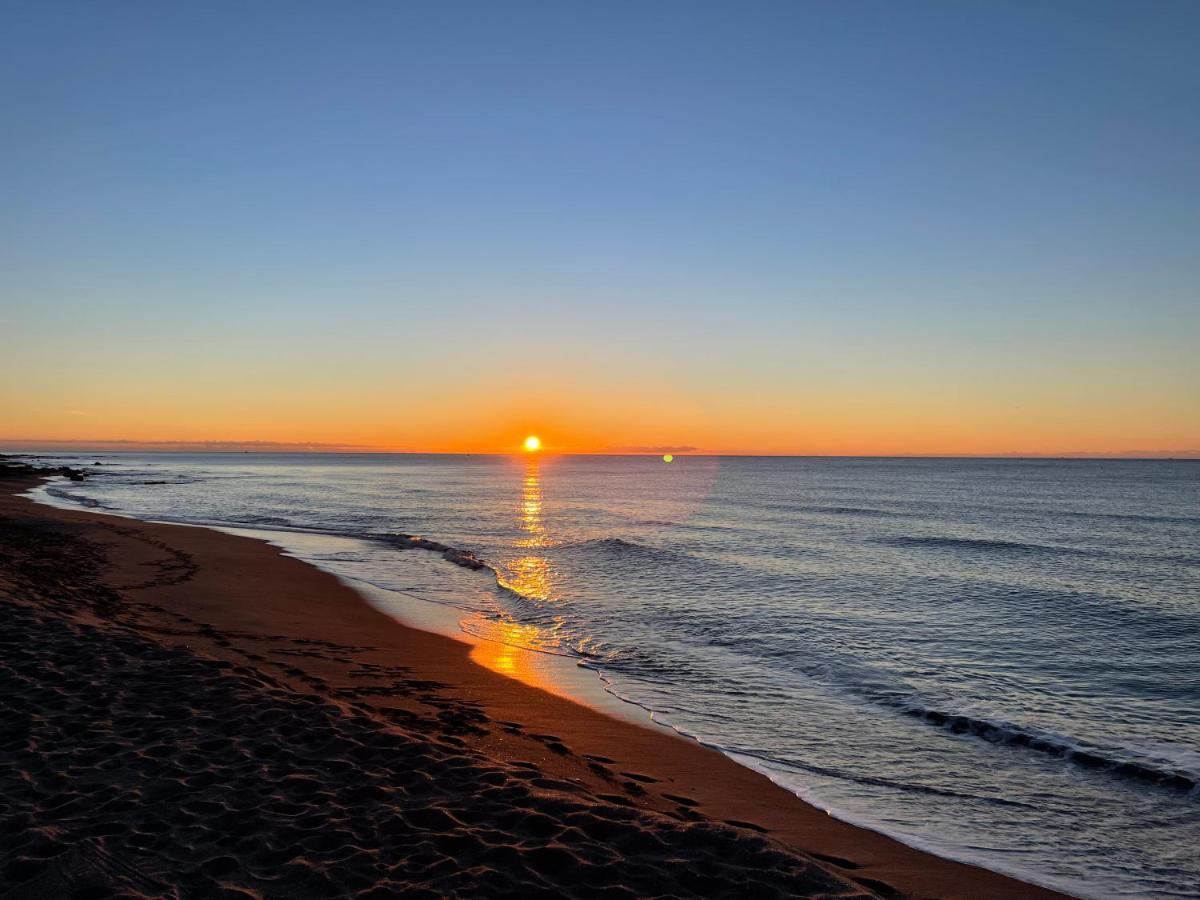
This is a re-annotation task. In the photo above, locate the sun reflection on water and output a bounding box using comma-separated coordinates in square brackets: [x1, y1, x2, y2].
[497, 458, 554, 600]
[467, 457, 563, 690]
[468, 619, 544, 678]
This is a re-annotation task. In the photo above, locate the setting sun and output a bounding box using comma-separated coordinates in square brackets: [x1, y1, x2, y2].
[523, 435, 542, 452]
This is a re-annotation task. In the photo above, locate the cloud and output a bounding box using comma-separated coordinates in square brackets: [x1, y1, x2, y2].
[987, 449, 1200, 459]
[603, 445, 701, 455]
[0, 439, 380, 452]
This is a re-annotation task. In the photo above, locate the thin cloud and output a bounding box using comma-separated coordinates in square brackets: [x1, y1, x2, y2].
[603, 445, 701, 455]
[0, 439, 380, 452]
[987, 449, 1200, 459]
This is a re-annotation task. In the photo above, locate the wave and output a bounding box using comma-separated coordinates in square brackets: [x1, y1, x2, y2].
[1062, 509, 1200, 526]
[803, 505, 902, 517]
[117, 476, 199, 486]
[389, 533, 491, 572]
[581, 670, 1043, 811]
[233, 515, 296, 528]
[384, 532, 693, 606]
[559, 536, 684, 560]
[45, 487, 113, 510]
[744, 749, 1042, 810]
[456, 615, 585, 660]
[884, 536, 1083, 556]
[897, 704, 1198, 791]
[84, 472, 198, 487]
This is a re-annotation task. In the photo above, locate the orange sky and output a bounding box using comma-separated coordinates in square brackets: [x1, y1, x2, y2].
[3, 364, 1197, 457]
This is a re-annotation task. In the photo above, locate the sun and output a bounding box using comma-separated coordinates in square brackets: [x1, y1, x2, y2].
[523, 435, 542, 452]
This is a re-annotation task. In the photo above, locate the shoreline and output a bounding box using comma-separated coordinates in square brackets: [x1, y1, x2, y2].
[0, 467, 1070, 898]
[26, 480, 652, 727]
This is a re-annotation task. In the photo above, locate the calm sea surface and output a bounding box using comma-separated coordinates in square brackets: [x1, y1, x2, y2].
[27, 453, 1200, 898]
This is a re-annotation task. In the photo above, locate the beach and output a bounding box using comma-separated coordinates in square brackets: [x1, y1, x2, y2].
[0, 461, 1069, 898]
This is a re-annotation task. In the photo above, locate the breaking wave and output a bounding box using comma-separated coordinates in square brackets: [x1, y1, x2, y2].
[895, 704, 1199, 791]
[45, 487, 113, 510]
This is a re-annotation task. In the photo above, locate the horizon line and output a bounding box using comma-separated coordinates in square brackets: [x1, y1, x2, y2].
[3, 442, 1198, 461]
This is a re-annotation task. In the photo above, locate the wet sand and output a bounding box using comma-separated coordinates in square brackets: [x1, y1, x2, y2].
[0, 466, 1068, 898]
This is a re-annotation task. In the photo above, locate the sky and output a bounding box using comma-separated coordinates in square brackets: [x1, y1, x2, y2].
[2, 1, 1197, 455]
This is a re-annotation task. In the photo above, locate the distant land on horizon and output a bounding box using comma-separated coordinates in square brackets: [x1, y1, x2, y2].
[2, 439, 1197, 460]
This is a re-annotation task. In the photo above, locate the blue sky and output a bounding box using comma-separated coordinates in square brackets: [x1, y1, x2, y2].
[3, 1, 1197, 453]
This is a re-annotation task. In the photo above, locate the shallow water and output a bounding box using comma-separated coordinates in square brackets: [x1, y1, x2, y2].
[25, 452, 1200, 898]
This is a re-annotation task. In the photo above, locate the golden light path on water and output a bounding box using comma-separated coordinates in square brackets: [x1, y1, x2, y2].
[505, 458, 553, 599]
[468, 620, 547, 681]
[466, 453, 711, 698]
[468, 457, 563, 689]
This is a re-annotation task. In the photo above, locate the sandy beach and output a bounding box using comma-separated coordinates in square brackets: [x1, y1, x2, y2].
[0, 463, 1067, 899]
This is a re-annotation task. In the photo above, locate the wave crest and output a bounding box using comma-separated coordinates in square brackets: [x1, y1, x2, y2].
[560, 536, 684, 561]
[899, 705, 1198, 791]
[391, 533, 490, 572]
[885, 536, 1080, 556]
[45, 487, 111, 510]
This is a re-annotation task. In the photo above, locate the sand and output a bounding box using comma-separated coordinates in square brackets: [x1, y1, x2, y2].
[0, 464, 1068, 899]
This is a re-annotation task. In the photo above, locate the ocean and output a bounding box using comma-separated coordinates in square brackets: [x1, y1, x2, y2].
[25, 452, 1200, 898]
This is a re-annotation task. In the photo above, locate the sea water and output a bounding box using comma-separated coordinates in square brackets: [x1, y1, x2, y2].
[24, 452, 1200, 898]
